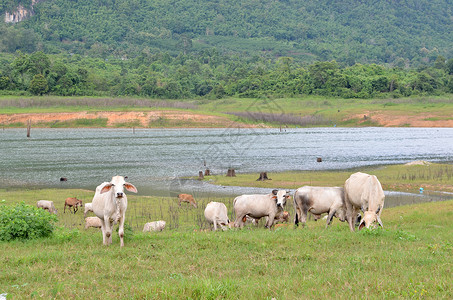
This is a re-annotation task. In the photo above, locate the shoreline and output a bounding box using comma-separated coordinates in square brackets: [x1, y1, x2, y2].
[1, 109, 453, 128]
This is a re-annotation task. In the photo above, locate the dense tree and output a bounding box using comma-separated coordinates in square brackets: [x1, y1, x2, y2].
[29, 73, 48, 95]
[0, 51, 452, 99]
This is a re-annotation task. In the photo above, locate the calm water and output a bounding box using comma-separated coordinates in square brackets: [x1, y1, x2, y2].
[1, 127, 452, 202]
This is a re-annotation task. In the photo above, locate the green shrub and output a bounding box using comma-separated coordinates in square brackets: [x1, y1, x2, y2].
[0, 202, 58, 241]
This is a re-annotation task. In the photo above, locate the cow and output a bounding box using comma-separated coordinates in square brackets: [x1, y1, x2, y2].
[178, 193, 197, 208]
[143, 220, 166, 232]
[344, 172, 385, 231]
[91, 176, 138, 247]
[84, 203, 93, 218]
[293, 186, 346, 228]
[37, 200, 57, 214]
[204, 202, 232, 231]
[233, 189, 290, 229]
[64, 197, 83, 214]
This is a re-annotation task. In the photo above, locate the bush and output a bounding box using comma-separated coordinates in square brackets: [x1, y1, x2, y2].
[0, 202, 58, 241]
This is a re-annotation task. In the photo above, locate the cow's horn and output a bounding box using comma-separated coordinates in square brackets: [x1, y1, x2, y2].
[272, 189, 278, 195]
[376, 215, 384, 228]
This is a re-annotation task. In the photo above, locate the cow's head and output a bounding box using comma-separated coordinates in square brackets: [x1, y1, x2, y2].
[271, 190, 290, 209]
[101, 176, 138, 198]
[358, 206, 383, 230]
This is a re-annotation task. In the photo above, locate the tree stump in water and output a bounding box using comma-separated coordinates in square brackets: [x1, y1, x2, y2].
[226, 168, 236, 177]
[198, 171, 204, 180]
[204, 169, 211, 176]
[256, 172, 271, 181]
[317, 157, 322, 162]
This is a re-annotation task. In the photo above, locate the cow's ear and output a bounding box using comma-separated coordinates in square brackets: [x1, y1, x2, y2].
[358, 221, 366, 231]
[272, 196, 278, 202]
[124, 183, 138, 193]
[101, 184, 113, 194]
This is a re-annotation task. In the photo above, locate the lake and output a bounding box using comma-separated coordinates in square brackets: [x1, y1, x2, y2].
[1, 127, 452, 202]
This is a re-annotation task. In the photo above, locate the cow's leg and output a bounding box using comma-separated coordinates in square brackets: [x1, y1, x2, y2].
[265, 213, 275, 229]
[104, 215, 113, 245]
[300, 207, 308, 227]
[326, 210, 336, 228]
[213, 220, 218, 231]
[99, 218, 107, 245]
[234, 214, 246, 228]
[345, 202, 357, 232]
[118, 216, 125, 247]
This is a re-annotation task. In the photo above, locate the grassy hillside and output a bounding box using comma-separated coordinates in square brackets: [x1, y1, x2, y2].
[0, 187, 452, 298]
[1, 0, 452, 66]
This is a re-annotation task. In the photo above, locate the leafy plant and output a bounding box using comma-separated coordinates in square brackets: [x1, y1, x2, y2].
[0, 202, 57, 241]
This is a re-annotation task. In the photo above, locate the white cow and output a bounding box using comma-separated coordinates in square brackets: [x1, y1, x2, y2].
[344, 172, 385, 231]
[204, 202, 232, 231]
[293, 186, 346, 228]
[92, 176, 137, 247]
[37, 200, 57, 214]
[233, 189, 290, 229]
[84, 203, 93, 218]
[143, 220, 166, 232]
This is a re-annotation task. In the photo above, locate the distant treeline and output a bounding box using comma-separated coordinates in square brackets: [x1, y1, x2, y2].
[1, 51, 453, 99]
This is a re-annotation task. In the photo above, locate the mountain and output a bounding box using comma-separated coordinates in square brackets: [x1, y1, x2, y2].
[1, 0, 452, 66]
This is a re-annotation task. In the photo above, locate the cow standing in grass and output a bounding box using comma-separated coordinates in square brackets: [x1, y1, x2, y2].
[92, 176, 137, 247]
[344, 172, 385, 231]
[293, 186, 346, 228]
[233, 190, 290, 229]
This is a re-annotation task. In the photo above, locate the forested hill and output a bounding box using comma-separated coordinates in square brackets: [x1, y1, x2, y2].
[1, 0, 452, 66]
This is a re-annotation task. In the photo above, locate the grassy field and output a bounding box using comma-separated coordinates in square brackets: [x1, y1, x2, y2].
[0, 184, 452, 298]
[204, 163, 453, 194]
[1, 95, 453, 127]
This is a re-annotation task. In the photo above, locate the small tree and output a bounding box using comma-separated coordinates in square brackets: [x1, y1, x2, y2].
[29, 74, 49, 95]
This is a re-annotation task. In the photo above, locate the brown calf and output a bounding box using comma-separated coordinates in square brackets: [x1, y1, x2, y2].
[177, 194, 197, 208]
[64, 197, 83, 214]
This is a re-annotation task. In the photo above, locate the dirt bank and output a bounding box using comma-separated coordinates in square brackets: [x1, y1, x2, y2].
[1, 110, 453, 127]
[350, 111, 453, 127]
[0, 111, 267, 128]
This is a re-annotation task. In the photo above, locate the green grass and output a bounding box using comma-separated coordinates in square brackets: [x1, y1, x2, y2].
[0, 187, 452, 298]
[205, 163, 453, 194]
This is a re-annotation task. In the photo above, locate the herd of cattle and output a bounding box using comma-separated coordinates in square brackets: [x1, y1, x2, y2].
[36, 172, 385, 247]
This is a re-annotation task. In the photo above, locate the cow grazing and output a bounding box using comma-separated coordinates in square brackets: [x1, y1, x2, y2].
[344, 172, 385, 231]
[293, 186, 346, 228]
[143, 220, 166, 232]
[233, 189, 290, 229]
[178, 193, 197, 208]
[92, 176, 137, 247]
[84, 203, 93, 218]
[85, 217, 102, 229]
[64, 197, 83, 214]
[37, 200, 57, 214]
[204, 202, 232, 231]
